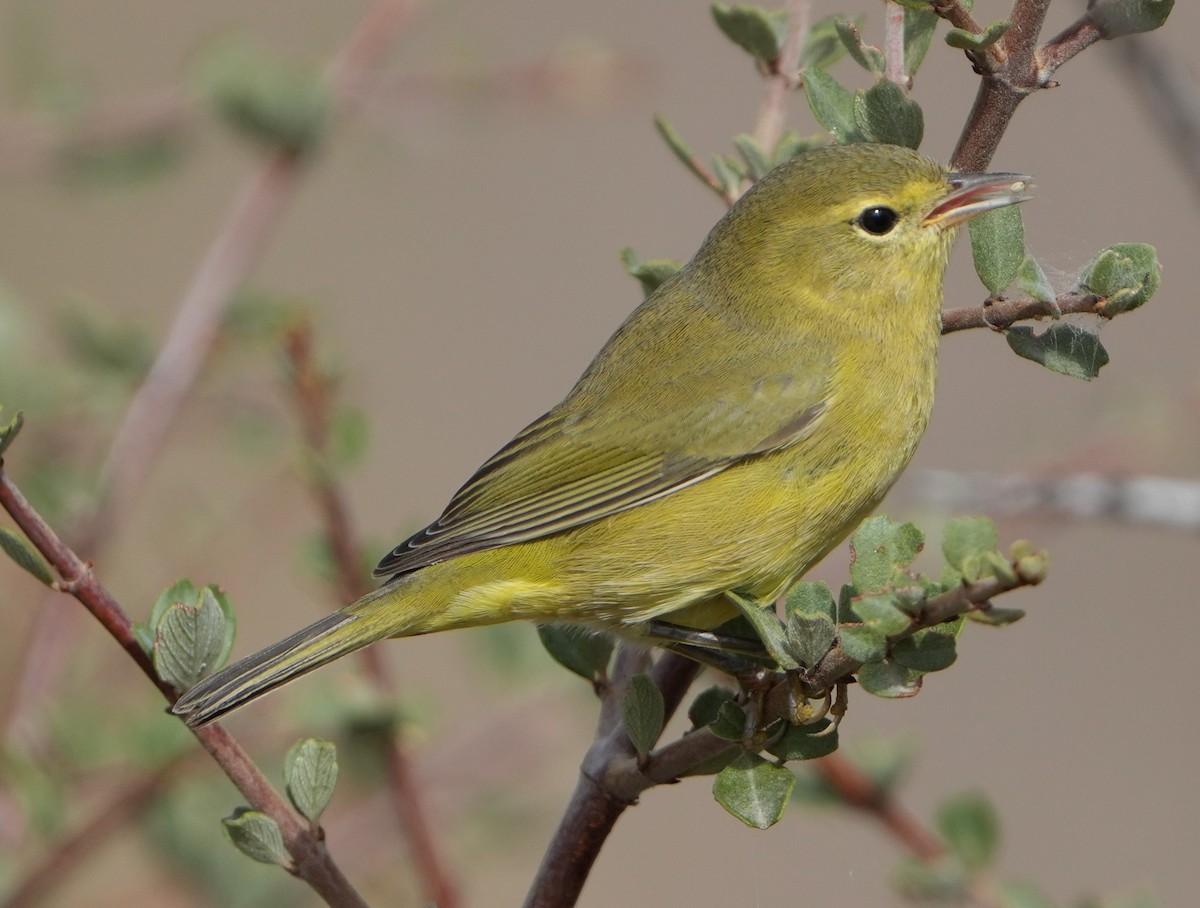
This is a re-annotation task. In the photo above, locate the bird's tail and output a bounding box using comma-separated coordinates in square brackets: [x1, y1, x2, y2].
[170, 584, 415, 728]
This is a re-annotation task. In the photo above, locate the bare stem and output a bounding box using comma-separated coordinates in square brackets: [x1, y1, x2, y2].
[884, 1, 909, 89]
[940, 290, 1103, 334]
[752, 0, 811, 156]
[283, 317, 462, 908]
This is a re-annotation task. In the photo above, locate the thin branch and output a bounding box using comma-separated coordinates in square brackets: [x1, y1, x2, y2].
[2, 0, 412, 752]
[0, 468, 367, 908]
[947, 0, 1048, 171]
[883, 1, 909, 89]
[1, 750, 199, 908]
[283, 317, 462, 908]
[811, 755, 1004, 908]
[1111, 32, 1200, 203]
[939, 290, 1102, 334]
[751, 0, 811, 156]
[914, 470, 1200, 532]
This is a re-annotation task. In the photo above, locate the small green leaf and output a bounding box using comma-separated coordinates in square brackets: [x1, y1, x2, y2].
[852, 594, 913, 636]
[1006, 323, 1109, 380]
[222, 807, 289, 865]
[536, 624, 614, 680]
[798, 14, 850, 70]
[0, 526, 52, 585]
[732, 133, 772, 181]
[622, 673, 665, 758]
[892, 856, 969, 901]
[849, 516, 924, 592]
[996, 880, 1057, 908]
[936, 792, 1000, 870]
[967, 605, 1026, 626]
[0, 409, 24, 457]
[904, 6, 939, 75]
[854, 79, 924, 148]
[728, 592, 799, 670]
[196, 37, 329, 154]
[284, 738, 338, 823]
[152, 588, 228, 690]
[1079, 242, 1161, 315]
[858, 659, 922, 698]
[330, 407, 369, 470]
[710, 699, 748, 741]
[1087, 0, 1174, 38]
[132, 622, 155, 655]
[679, 746, 740, 777]
[619, 247, 683, 297]
[784, 611, 836, 669]
[836, 19, 885, 74]
[784, 580, 836, 621]
[771, 130, 823, 166]
[969, 205, 1025, 292]
[688, 685, 738, 728]
[945, 19, 1011, 50]
[892, 627, 957, 672]
[803, 68, 864, 144]
[839, 625, 887, 664]
[711, 3, 789, 63]
[711, 154, 745, 196]
[891, 0, 936, 10]
[941, 516, 998, 571]
[713, 752, 796, 828]
[766, 720, 839, 761]
[1016, 255, 1057, 304]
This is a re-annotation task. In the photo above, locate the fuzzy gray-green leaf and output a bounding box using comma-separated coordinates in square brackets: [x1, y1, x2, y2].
[941, 516, 998, 571]
[944, 19, 1011, 50]
[858, 659, 922, 698]
[836, 19, 885, 74]
[1088, 0, 1174, 38]
[850, 516, 924, 592]
[1079, 242, 1160, 315]
[0, 526, 52, 586]
[713, 753, 795, 828]
[766, 720, 839, 761]
[222, 808, 289, 865]
[711, 3, 789, 63]
[904, 6, 939, 74]
[854, 79, 923, 148]
[798, 14, 850, 70]
[537, 624, 614, 680]
[1006, 323, 1109, 380]
[152, 589, 228, 690]
[1016, 255, 1056, 303]
[969, 205, 1025, 292]
[803, 68, 864, 144]
[892, 627, 958, 672]
[622, 673, 665, 758]
[284, 738, 338, 822]
[0, 409, 25, 457]
[937, 792, 1000, 870]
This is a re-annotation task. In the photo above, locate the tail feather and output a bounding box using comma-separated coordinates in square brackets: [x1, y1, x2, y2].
[170, 609, 380, 727]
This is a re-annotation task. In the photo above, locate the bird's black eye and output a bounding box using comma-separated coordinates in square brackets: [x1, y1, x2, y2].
[856, 206, 900, 236]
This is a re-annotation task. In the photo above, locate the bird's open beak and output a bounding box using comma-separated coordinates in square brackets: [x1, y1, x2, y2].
[923, 172, 1033, 228]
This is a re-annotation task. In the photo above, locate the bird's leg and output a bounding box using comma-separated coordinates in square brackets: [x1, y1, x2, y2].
[644, 619, 770, 658]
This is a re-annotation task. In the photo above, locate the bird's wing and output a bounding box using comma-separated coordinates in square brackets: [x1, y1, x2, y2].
[373, 332, 833, 578]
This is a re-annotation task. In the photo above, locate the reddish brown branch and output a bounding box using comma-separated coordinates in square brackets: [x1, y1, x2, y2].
[3, 0, 414, 750]
[283, 317, 462, 908]
[0, 468, 367, 907]
[940, 290, 1103, 334]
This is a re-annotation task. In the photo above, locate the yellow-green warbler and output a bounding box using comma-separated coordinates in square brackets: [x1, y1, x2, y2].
[173, 143, 1030, 726]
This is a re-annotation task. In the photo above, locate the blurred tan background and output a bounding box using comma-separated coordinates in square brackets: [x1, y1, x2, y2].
[1, 1, 1197, 906]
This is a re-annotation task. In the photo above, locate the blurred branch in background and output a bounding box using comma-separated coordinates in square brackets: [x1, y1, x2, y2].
[1, 0, 412, 752]
[916, 470, 1200, 532]
[1114, 32, 1200, 203]
[283, 315, 462, 908]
